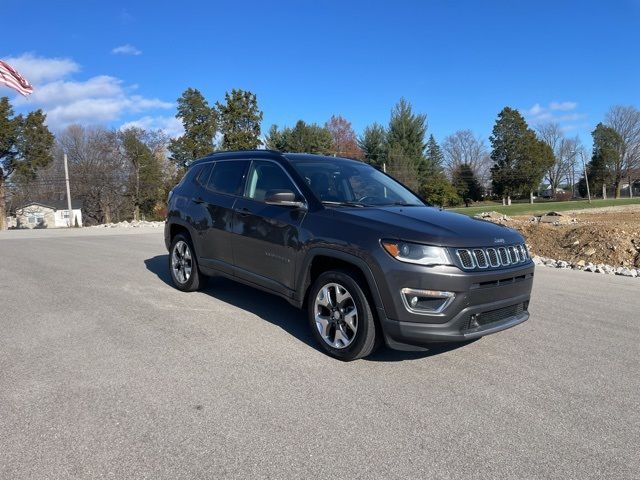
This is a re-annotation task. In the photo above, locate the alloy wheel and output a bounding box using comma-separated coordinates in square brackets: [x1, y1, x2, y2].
[314, 282, 358, 349]
[171, 240, 193, 284]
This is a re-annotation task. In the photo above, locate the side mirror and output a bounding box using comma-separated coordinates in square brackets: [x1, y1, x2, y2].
[264, 189, 306, 208]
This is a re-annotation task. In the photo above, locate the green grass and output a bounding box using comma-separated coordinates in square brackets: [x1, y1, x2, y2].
[449, 198, 640, 217]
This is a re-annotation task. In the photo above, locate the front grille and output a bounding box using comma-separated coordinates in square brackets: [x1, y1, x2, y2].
[473, 249, 488, 268]
[462, 302, 527, 331]
[486, 248, 500, 267]
[457, 249, 474, 269]
[472, 272, 533, 289]
[456, 244, 529, 271]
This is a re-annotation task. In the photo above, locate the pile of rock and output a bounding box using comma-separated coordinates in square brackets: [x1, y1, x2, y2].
[91, 220, 164, 228]
[474, 211, 511, 222]
[530, 211, 578, 225]
[532, 255, 640, 278]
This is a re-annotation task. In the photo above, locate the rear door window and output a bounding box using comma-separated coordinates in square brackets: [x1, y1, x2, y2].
[207, 160, 250, 195]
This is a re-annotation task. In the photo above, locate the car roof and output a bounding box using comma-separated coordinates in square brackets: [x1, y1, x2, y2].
[282, 153, 362, 164]
[189, 149, 283, 166]
[189, 150, 362, 167]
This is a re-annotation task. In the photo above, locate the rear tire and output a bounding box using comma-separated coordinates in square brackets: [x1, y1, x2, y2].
[307, 269, 379, 361]
[169, 233, 202, 292]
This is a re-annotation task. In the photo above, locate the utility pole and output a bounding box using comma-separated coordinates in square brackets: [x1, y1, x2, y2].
[580, 151, 591, 204]
[63, 153, 74, 227]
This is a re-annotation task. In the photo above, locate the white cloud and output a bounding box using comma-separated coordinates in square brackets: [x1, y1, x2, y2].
[120, 115, 184, 138]
[525, 101, 587, 128]
[3, 53, 79, 85]
[111, 44, 142, 56]
[528, 103, 544, 116]
[549, 101, 577, 111]
[7, 53, 172, 131]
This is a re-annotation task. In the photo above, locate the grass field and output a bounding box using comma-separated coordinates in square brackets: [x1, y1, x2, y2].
[449, 198, 640, 216]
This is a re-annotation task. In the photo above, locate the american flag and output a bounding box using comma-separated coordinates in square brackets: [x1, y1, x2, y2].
[0, 60, 34, 96]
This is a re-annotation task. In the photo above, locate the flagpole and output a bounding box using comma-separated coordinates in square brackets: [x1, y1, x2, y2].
[64, 153, 74, 227]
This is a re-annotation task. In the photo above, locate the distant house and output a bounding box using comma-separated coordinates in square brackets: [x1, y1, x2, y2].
[15, 200, 83, 229]
[538, 184, 566, 199]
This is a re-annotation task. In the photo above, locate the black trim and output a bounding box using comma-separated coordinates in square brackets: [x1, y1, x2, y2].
[295, 247, 385, 311]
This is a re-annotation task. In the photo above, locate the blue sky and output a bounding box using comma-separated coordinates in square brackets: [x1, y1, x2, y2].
[2, 0, 639, 148]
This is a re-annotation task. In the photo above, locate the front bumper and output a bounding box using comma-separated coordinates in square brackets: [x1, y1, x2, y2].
[376, 261, 534, 349]
[380, 294, 530, 350]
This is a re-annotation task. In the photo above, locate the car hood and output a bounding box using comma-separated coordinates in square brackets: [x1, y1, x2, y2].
[335, 206, 524, 248]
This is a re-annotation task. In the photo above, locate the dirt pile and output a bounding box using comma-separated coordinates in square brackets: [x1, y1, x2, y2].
[520, 223, 640, 267]
[483, 205, 640, 268]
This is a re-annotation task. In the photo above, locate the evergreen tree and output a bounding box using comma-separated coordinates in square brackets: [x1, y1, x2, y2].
[387, 144, 419, 190]
[358, 123, 387, 169]
[386, 98, 428, 189]
[216, 89, 263, 150]
[265, 124, 287, 152]
[0, 97, 18, 230]
[419, 136, 462, 206]
[424, 134, 445, 174]
[419, 172, 461, 207]
[586, 123, 622, 196]
[121, 128, 165, 220]
[0, 98, 54, 229]
[489, 107, 550, 204]
[265, 120, 333, 154]
[168, 88, 217, 167]
[13, 110, 55, 180]
[452, 163, 484, 206]
[520, 137, 554, 202]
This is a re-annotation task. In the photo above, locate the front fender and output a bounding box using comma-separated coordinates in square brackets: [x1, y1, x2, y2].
[294, 247, 385, 312]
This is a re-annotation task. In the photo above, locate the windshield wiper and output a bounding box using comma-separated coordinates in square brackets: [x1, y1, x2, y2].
[383, 202, 423, 206]
[321, 201, 367, 208]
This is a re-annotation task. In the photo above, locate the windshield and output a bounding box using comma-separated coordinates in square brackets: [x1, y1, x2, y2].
[289, 159, 425, 207]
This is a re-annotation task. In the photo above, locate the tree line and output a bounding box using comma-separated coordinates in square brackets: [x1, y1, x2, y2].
[1, 88, 639, 228]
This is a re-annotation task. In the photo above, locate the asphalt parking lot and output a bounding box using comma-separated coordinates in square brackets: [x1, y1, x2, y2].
[1, 228, 639, 479]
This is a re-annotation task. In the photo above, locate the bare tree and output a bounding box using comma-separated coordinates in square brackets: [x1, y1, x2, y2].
[535, 122, 580, 196]
[442, 130, 491, 184]
[58, 125, 129, 224]
[605, 105, 640, 198]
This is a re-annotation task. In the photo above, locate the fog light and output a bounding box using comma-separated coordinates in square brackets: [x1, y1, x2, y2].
[401, 288, 455, 314]
[469, 314, 480, 329]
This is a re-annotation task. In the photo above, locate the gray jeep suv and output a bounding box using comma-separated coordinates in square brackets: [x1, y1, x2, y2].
[165, 150, 534, 360]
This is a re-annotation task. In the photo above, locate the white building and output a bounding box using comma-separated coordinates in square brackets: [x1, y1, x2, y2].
[15, 200, 83, 229]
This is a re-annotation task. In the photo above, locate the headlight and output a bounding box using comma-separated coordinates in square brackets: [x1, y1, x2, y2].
[381, 240, 451, 266]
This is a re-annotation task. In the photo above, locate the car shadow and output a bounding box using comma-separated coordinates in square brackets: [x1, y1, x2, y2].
[144, 254, 478, 362]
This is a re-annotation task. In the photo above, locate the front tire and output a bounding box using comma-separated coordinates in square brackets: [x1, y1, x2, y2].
[169, 233, 202, 292]
[308, 269, 379, 361]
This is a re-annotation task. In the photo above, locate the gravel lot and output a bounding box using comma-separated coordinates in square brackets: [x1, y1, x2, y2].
[1, 228, 638, 479]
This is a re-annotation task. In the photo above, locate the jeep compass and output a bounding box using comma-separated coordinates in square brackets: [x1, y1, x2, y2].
[165, 150, 534, 360]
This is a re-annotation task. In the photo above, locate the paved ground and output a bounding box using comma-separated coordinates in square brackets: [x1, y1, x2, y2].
[1, 228, 638, 479]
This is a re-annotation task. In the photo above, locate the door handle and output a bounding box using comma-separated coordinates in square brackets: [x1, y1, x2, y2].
[236, 207, 252, 217]
[192, 197, 204, 204]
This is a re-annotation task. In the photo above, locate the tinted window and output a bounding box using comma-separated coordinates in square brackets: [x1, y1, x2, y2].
[196, 162, 214, 186]
[207, 160, 249, 195]
[245, 161, 298, 202]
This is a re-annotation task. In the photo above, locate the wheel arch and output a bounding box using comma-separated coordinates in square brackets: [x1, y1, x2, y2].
[297, 248, 385, 312]
[166, 219, 202, 257]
